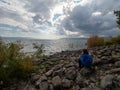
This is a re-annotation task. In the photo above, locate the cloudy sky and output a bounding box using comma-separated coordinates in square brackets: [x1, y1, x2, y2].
[0, 0, 120, 39]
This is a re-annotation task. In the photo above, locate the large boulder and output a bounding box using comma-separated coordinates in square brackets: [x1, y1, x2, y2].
[115, 61, 120, 67]
[52, 76, 62, 90]
[80, 67, 93, 76]
[101, 75, 114, 89]
[39, 81, 48, 90]
[62, 78, 71, 88]
[65, 67, 77, 80]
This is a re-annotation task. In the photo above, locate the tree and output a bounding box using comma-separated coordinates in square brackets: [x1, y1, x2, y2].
[114, 10, 120, 29]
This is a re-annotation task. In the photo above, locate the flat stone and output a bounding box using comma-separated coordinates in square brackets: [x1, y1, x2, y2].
[45, 69, 53, 76]
[110, 68, 120, 74]
[41, 75, 47, 81]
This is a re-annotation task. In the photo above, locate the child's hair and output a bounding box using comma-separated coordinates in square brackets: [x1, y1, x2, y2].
[82, 49, 89, 54]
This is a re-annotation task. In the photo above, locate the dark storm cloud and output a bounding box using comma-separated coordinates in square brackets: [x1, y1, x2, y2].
[60, 0, 120, 37]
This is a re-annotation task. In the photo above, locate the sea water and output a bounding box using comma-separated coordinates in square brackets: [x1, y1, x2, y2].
[3, 38, 87, 55]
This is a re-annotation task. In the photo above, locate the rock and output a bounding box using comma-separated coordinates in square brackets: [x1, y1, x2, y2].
[49, 84, 54, 90]
[115, 61, 120, 67]
[62, 78, 71, 88]
[39, 81, 48, 90]
[75, 74, 85, 88]
[71, 85, 80, 90]
[93, 59, 102, 66]
[35, 79, 41, 88]
[45, 69, 53, 76]
[52, 69, 63, 77]
[65, 67, 76, 80]
[52, 76, 62, 89]
[81, 88, 90, 90]
[65, 62, 75, 68]
[101, 75, 114, 89]
[31, 75, 40, 83]
[116, 75, 120, 87]
[41, 75, 47, 81]
[80, 67, 92, 76]
[110, 68, 120, 74]
[92, 87, 101, 90]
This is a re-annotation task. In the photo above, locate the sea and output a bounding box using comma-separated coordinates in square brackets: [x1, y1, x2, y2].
[2, 37, 87, 55]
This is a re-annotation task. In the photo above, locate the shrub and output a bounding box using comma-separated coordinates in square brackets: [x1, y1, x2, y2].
[33, 43, 46, 58]
[87, 35, 104, 47]
[116, 35, 120, 44]
[0, 38, 35, 88]
[105, 35, 120, 45]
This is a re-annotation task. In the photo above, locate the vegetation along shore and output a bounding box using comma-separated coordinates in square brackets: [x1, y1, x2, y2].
[0, 35, 120, 90]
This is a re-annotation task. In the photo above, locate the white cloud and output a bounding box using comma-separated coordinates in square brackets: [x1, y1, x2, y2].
[80, 0, 93, 6]
[0, 18, 28, 31]
[0, 0, 120, 39]
[92, 11, 102, 16]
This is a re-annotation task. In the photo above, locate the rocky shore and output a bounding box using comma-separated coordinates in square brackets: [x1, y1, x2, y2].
[7, 45, 120, 90]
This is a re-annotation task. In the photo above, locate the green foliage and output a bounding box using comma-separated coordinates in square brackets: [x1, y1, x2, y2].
[0, 38, 36, 88]
[33, 43, 46, 58]
[114, 10, 120, 29]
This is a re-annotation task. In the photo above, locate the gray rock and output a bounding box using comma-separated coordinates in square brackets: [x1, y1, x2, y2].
[35, 79, 41, 88]
[49, 84, 54, 90]
[91, 87, 101, 90]
[41, 75, 47, 81]
[80, 67, 92, 76]
[71, 85, 80, 90]
[81, 88, 90, 90]
[75, 74, 85, 88]
[65, 67, 76, 80]
[110, 68, 120, 74]
[31, 75, 40, 83]
[45, 69, 53, 76]
[39, 81, 48, 90]
[115, 61, 120, 67]
[101, 75, 113, 89]
[62, 78, 71, 88]
[52, 76, 62, 89]
[52, 69, 63, 77]
[112, 76, 120, 88]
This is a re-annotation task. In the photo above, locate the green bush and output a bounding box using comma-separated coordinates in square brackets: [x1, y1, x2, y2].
[33, 43, 47, 59]
[0, 38, 35, 88]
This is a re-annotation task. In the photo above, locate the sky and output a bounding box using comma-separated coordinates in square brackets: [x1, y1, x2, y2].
[0, 0, 120, 39]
